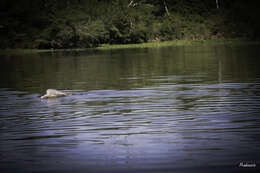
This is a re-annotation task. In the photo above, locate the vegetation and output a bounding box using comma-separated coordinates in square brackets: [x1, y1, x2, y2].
[0, 0, 259, 49]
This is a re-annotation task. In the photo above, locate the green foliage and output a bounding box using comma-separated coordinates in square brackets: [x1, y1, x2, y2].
[0, 0, 259, 49]
[158, 16, 181, 40]
[76, 20, 109, 47]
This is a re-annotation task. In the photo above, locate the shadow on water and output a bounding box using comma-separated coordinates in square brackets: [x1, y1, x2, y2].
[0, 44, 260, 172]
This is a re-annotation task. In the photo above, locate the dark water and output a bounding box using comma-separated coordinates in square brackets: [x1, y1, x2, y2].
[0, 44, 260, 173]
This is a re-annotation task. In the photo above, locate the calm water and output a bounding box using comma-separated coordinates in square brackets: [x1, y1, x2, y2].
[0, 44, 260, 173]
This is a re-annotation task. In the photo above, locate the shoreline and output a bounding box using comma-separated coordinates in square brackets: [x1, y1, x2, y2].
[0, 39, 259, 55]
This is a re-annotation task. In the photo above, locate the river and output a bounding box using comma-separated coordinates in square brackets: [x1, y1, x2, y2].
[0, 43, 259, 172]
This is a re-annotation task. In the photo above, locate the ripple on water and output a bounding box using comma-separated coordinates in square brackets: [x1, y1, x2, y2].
[0, 80, 260, 172]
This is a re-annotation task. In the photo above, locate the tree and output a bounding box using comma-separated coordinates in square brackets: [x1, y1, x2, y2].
[216, 0, 219, 9]
[163, 0, 170, 16]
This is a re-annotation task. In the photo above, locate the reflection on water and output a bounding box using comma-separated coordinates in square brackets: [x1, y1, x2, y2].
[0, 44, 260, 172]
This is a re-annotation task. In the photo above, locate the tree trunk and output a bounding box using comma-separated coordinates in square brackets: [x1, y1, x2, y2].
[163, 0, 170, 16]
[216, 0, 219, 9]
[128, 0, 134, 7]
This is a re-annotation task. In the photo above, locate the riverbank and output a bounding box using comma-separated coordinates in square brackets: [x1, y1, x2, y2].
[0, 39, 259, 55]
[2, 1, 259, 50]
[96, 39, 259, 50]
[97, 40, 198, 50]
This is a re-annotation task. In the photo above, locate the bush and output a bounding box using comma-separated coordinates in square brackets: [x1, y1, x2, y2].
[155, 15, 183, 41]
[2, 1, 259, 49]
[76, 20, 109, 48]
[129, 22, 148, 43]
[33, 39, 51, 49]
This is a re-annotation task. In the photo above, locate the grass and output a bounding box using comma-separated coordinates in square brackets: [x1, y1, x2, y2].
[0, 48, 88, 55]
[0, 49, 55, 55]
[97, 40, 200, 50]
[1, 40, 195, 55]
[96, 39, 259, 50]
[1, 39, 259, 55]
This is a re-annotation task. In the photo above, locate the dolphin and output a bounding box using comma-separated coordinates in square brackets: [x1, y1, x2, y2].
[41, 89, 72, 99]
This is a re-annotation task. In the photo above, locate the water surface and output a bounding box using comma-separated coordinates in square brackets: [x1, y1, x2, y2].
[0, 44, 260, 172]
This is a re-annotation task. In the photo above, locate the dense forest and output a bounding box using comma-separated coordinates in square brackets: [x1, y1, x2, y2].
[0, 0, 259, 49]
